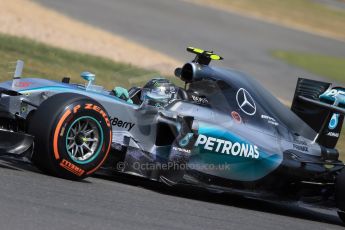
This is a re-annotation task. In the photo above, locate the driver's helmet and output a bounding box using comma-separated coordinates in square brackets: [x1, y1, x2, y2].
[141, 78, 177, 107]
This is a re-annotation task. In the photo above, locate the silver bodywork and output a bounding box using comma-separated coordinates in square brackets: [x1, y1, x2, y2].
[0, 71, 325, 183]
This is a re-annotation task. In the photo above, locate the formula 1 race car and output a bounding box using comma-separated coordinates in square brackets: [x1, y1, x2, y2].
[0, 47, 345, 222]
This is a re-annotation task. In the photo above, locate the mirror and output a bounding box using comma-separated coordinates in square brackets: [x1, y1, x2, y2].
[81, 72, 95, 88]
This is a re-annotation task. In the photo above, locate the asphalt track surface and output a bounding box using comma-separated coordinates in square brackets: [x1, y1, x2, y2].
[1, 0, 345, 229]
[0, 157, 344, 230]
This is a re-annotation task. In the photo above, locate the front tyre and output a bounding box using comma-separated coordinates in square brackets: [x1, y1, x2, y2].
[28, 93, 112, 180]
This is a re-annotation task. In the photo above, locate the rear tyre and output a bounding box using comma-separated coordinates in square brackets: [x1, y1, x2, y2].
[336, 168, 345, 223]
[338, 211, 345, 224]
[28, 93, 112, 180]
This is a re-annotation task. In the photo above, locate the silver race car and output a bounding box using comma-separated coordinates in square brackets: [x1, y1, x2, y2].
[0, 47, 345, 222]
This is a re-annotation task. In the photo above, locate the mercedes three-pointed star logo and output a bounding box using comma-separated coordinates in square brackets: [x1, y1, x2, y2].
[236, 88, 256, 116]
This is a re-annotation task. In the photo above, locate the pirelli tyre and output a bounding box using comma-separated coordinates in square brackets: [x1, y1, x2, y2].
[28, 93, 112, 180]
[336, 168, 345, 223]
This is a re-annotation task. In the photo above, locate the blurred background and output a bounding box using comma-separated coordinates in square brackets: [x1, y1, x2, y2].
[0, 0, 345, 229]
[1, 0, 344, 156]
[1, 0, 344, 97]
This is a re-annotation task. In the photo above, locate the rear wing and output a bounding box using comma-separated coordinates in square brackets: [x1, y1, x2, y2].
[292, 78, 345, 148]
[298, 95, 345, 114]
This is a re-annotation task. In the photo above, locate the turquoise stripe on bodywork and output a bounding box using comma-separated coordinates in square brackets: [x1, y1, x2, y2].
[19, 86, 80, 93]
[0, 78, 134, 105]
[189, 124, 282, 182]
[19, 86, 128, 103]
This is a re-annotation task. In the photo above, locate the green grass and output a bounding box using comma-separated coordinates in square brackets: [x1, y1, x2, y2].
[195, 0, 345, 40]
[0, 33, 159, 89]
[272, 50, 345, 161]
[272, 50, 345, 84]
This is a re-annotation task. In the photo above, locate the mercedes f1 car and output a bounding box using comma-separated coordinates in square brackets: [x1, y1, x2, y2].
[0, 47, 345, 222]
